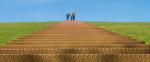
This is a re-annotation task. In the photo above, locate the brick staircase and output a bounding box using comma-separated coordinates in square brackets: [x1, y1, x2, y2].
[0, 21, 150, 62]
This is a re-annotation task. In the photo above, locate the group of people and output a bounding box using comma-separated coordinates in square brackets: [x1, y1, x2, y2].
[66, 11, 76, 21]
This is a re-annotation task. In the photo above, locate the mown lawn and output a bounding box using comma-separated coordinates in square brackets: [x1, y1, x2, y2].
[89, 22, 150, 44]
[0, 22, 57, 44]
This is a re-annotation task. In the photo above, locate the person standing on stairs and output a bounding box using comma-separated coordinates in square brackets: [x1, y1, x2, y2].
[66, 11, 76, 21]
[70, 11, 76, 21]
[72, 11, 76, 21]
[66, 12, 70, 21]
[70, 12, 73, 21]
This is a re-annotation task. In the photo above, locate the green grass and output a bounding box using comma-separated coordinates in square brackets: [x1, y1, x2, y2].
[0, 22, 57, 45]
[88, 22, 150, 44]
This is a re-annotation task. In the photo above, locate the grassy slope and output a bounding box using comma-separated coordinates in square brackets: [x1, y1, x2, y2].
[0, 22, 57, 44]
[88, 22, 150, 44]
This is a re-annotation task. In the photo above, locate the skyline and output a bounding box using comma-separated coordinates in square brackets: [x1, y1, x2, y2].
[0, 0, 150, 22]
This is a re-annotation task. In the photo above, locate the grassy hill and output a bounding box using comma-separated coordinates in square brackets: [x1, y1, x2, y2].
[0, 22, 57, 44]
[89, 22, 150, 44]
[1, 22, 150, 45]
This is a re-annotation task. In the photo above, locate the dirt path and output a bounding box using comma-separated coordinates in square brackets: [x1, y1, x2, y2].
[0, 21, 150, 62]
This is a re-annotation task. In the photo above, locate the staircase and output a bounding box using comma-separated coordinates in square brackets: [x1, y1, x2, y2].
[0, 21, 150, 62]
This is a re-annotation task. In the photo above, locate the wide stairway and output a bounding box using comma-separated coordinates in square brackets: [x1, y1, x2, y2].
[0, 21, 150, 62]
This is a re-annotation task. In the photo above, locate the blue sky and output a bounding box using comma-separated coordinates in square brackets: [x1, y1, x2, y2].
[0, 0, 150, 22]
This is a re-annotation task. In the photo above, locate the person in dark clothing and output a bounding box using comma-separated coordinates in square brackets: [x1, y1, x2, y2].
[66, 12, 70, 21]
[70, 11, 76, 21]
[66, 11, 76, 21]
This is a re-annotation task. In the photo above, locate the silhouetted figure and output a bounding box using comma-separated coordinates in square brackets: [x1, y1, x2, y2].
[66, 12, 70, 21]
[66, 11, 76, 21]
[72, 11, 76, 21]
[70, 12, 73, 21]
[70, 11, 76, 21]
